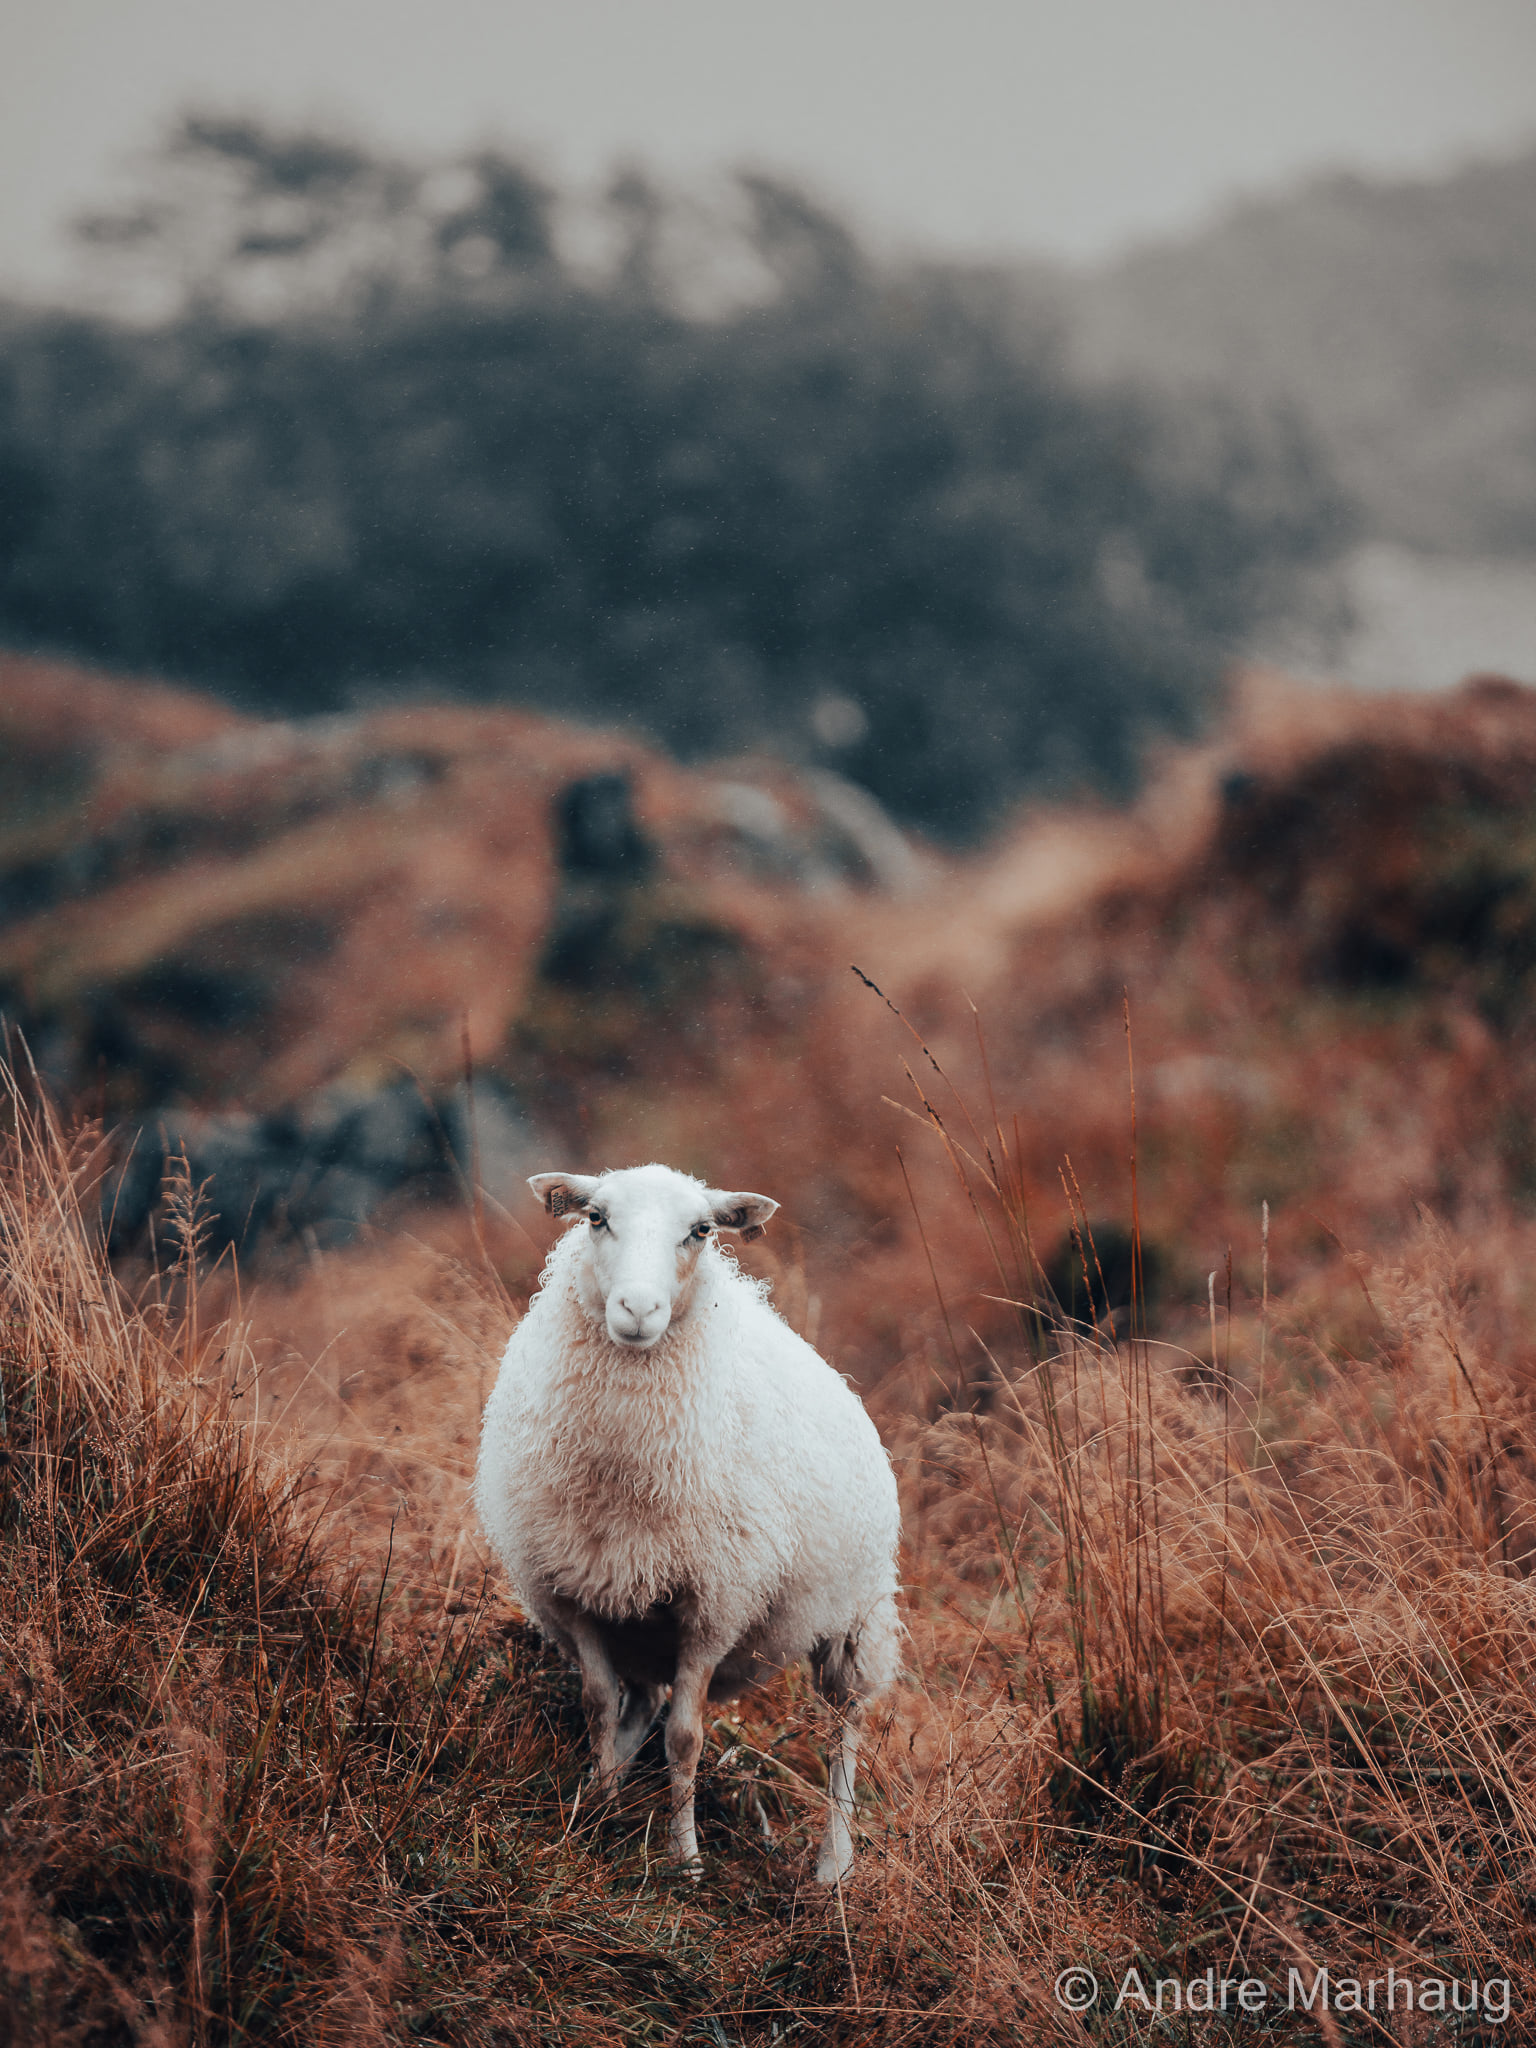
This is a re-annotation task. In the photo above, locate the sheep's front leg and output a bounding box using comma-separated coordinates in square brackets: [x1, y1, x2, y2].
[664, 1654, 719, 1874]
[563, 1614, 624, 1790]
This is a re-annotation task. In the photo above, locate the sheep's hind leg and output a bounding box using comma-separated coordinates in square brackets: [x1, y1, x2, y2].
[811, 1635, 865, 1885]
[613, 1681, 665, 1778]
[815, 1707, 864, 1884]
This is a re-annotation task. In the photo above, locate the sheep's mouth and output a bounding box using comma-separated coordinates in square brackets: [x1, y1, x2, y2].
[607, 1323, 667, 1351]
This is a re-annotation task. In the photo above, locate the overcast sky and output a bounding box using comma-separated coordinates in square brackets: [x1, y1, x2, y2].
[4, 0, 1536, 293]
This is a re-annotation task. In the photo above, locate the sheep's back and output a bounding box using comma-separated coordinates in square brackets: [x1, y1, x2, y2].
[725, 1291, 901, 1617]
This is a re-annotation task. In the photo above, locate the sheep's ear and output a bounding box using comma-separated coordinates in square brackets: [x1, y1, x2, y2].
[709, 1190, 779, 1243]
[529, 1172, 601, 1218]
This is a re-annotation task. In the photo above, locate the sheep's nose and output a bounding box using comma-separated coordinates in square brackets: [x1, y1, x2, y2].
[609, 1290, 670, 1346]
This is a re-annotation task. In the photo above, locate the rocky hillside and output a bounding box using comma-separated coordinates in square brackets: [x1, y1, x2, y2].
[0, 651, 919, 1249]
[14, 649, 1536, 1366]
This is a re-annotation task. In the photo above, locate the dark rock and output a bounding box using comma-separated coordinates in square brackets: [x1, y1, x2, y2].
[102, 1073, 536, 1258]
[1043, 1223, 1165, 1335]
[555, 773, 653, 879]
[126, 961, 273, 1032]
[539, 884, 739, 1003]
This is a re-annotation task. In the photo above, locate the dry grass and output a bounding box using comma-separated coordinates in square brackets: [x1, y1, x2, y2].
[7, 1045, 1536, 2047]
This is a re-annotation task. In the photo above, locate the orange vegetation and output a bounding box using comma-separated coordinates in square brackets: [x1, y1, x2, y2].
[8, 654, 1536, 2039]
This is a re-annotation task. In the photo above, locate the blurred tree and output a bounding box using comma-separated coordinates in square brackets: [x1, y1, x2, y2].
[0, 120, 1351, 838]
[69, 115, 556, 319]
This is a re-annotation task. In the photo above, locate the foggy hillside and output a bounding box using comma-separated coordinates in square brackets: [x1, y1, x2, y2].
[0, 119, 1347, 844]
[1065, 143, 1536, 559]
[3, 122, 1532, 834]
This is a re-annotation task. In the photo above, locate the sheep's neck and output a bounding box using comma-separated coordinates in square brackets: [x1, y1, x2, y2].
[527, 1305, 736, 1618]
[548, 1302, 729, 1514]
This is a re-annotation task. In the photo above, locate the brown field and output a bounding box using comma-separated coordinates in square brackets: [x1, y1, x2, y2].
[6, 659, 1536, 2041]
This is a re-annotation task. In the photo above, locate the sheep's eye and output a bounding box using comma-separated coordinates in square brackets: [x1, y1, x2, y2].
[690, 1222, 712, 1241]
[588, 1212, 607, 1230]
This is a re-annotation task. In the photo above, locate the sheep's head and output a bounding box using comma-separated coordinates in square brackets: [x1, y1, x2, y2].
[529, 1163, 777, 1349]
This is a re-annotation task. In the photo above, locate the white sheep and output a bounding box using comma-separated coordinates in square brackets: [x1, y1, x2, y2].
[475, 1162, 902, 1882]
